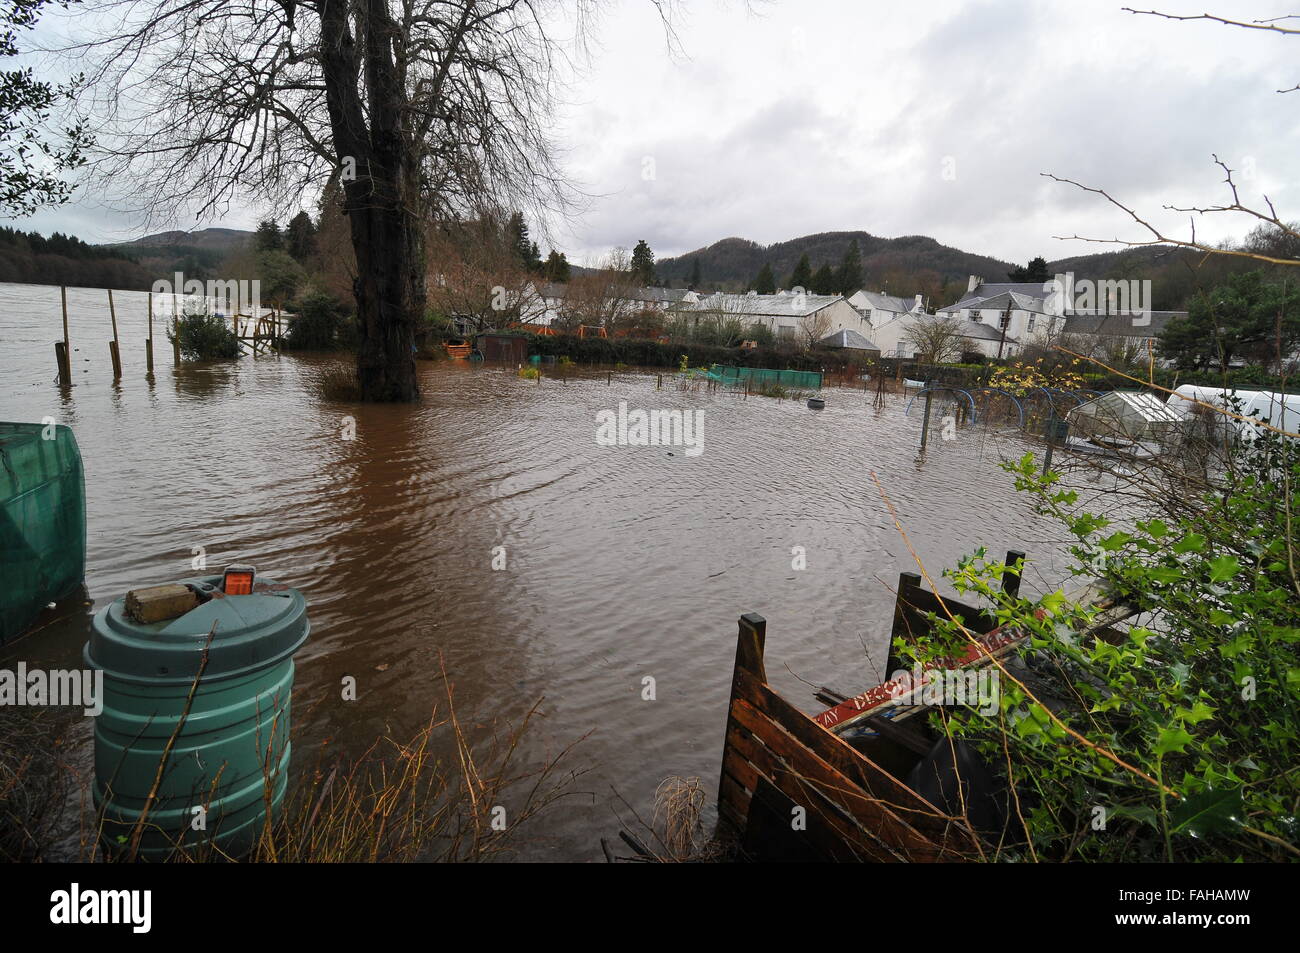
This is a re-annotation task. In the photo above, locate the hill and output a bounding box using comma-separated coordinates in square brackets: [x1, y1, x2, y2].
[115, 227, 254, 252]
[656, 231, 1014, 295]
[655, 230, 1215, 310]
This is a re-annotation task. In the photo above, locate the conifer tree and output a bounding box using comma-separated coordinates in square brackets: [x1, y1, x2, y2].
[630, 239, 656, 286]
[788, 253, 812, 291]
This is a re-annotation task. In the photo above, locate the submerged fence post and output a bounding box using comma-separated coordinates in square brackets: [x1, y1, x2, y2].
[107, 289, 122, 380]
[54, 342, 71, 387]
[146, 292, 154, 374]
[1002, 550, 1025, 598]
[172, 294, 181, 365]
[56, 286, 72, 387]
[919, 388, 934, 451]
[1042, 410, 1067, 475]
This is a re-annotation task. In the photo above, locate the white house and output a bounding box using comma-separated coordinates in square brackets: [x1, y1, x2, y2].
[516, 282, 701, 328]
[848, 290, 925, 324]
[693, 290, 863, 341]
[845, 289, 933, 359]
[935, 277, 1065, 358]
[936, 275, 1186, 360]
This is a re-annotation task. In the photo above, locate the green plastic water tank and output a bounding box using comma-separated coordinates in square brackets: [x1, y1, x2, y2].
[84, 573, 309, 860]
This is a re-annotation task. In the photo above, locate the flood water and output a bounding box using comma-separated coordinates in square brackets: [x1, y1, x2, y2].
[1, 281, 1080, 861]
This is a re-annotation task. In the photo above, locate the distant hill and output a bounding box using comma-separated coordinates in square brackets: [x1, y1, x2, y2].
[115, 227, 254, 252]
[656, 231, 1014, 293]
[655, 230, 1213, 310]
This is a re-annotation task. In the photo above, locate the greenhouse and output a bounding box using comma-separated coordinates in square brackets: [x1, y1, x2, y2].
[1065, 390, 1184, 444]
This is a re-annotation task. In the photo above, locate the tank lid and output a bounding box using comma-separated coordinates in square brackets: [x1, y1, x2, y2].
[86, 575, 309, 684]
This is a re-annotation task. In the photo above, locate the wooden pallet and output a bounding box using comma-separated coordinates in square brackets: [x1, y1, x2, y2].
[718, 613, 982, 862]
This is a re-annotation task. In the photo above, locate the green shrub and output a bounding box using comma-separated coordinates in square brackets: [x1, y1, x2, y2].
[909, 434, 1300, 861]
[286, 289, 346, 350]
[168, 309, 239, 360]
[746, 322, 775, 347]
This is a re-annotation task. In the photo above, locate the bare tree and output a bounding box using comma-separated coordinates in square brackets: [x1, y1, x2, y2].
[903, 312, 963, 363]
[687, 293, 750, 345]
[559, 248, 640, 331]
[427, 215, 537, 335]
[56, 1, 596, 401]
[797, 309, 833, 349]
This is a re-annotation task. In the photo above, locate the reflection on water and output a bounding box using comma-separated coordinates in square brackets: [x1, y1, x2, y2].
[0, 281, 1075, 861]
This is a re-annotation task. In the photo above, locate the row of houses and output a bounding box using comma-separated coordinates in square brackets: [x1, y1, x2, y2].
[471, 275, 1184, 361]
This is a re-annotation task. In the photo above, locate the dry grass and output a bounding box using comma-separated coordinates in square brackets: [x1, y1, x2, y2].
[63, 662, 586, 863]
[244, 700, 584, 863]
[605, 775, 725, 863]
[0, 707, 71, 861]
[314, 362, 364, 402]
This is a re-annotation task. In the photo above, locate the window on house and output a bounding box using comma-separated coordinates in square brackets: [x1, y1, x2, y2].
[1027, 315, 1036, 333]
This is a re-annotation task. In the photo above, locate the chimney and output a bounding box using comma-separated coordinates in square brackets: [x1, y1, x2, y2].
[967, 275, 982, 293]
[914, 294, 923, 311]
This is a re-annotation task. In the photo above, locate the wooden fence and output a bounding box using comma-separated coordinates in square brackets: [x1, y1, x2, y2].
[718, 612, 984, 862]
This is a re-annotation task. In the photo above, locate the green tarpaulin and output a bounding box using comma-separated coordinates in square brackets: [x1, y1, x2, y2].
[0, 422, 86, 643]
[706, 365, 823, 390]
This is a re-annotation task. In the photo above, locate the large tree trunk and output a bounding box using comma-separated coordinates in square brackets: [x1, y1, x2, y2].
[321, 0, 423, 402]
[348, 182, 423, 402]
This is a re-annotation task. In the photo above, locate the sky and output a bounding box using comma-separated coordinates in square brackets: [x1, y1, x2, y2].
[17, 0, 1300, 268]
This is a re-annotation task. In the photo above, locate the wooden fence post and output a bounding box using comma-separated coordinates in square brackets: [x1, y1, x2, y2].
[55, 285, 72, 386]
[919, 389, 934, 451]
[172, 293, 181, 365]
[718, 613, 767, 824]
[1002, 550, 1026, 599]
[146, 292, 154, 374]
[107, 289, 122, 379]
[54, 342, 71, 387]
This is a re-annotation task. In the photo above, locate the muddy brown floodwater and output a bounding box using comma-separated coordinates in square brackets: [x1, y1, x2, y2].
[1, 281, 1080, 861]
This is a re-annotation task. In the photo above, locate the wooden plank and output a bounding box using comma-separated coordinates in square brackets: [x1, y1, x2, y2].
[734, 668, 976, 849]
[743, 777, 839, 862]
[718, 613, 768, 828]
[816, 623, 1029, 733]
[729, 696, 953, 860]
[718, 772, 752, 825]
[723, 717, 886, 861]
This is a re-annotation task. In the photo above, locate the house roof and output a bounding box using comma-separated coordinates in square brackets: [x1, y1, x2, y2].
[820, 328, 879, 351]
[1062, 311, 1185, 337]
[852, 290, 917, 314]
[632, 287, 692, 304]
[941, 290, 1057, 316]
[532, 283, 694, 305]
[694, 292, 846, 318]
[955, 322, 1019, 343]
[947, 281, 1056, 310]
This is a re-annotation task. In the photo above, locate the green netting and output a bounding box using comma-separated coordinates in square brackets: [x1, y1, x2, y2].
[707, 365, 823, 390]
[0, 422, 86, 643]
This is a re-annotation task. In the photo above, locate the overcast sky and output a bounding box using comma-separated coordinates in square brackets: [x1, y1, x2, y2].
[20, 0, 1300, 267]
